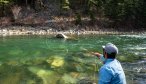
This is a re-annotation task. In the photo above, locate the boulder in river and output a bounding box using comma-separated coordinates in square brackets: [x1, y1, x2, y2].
[55, 33, 78, 40]
[55, 33, 68, 39]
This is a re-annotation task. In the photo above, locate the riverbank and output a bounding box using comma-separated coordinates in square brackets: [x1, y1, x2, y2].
[0, 26, 146, 36]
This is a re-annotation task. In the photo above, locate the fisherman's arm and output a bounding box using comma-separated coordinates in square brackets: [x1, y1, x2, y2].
[92, 52, 102, 59]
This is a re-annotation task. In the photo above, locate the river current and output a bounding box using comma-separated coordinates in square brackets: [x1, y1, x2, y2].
[0, 34, 146, 84]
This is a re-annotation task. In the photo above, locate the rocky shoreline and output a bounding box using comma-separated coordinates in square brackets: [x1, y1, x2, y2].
[0, 26, 145, 36]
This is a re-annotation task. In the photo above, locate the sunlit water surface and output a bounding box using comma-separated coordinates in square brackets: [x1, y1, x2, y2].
[0, 34, 146, 84]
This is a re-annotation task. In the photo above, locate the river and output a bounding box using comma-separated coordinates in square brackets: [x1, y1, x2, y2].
[0, 34, 146, 84]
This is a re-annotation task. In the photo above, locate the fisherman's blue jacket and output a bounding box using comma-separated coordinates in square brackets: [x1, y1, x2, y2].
[98, 59, 126, 84]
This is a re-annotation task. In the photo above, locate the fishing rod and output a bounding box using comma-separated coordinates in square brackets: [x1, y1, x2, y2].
[81, 48, 99, 84]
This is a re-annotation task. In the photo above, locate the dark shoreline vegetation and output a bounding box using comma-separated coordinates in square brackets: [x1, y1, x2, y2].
[0, 0, 146, 34]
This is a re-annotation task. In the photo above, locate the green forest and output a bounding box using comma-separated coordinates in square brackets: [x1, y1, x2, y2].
[0, 0, 146, 30]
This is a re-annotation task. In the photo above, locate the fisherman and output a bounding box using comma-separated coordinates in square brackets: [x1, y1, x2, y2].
[93, 43, 126, 84]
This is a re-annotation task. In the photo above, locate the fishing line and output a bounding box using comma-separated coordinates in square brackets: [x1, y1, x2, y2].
[93, 53, 97, 84]
[45, 37, 50, 48]
[45, 37, 69, 53]
[81, 47, 97, 84]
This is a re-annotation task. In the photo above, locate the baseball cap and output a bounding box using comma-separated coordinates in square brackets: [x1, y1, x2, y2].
[102, 43, 118, 54]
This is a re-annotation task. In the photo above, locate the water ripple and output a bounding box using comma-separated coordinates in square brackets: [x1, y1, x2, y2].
[119, 34, 146, 39]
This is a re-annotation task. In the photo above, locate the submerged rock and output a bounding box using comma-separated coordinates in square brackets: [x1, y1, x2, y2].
[46, 56, 65, 68]
[28, 66, 60, 84]
[51, 58, 64, 67]
[0, 64, 43, 84]
[6, 60, 19, 66]
[61, 73, 77, 84]
[77, 78, 94, 84]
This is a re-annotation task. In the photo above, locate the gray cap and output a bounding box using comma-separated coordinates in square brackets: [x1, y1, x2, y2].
[102, 43, 118, 54]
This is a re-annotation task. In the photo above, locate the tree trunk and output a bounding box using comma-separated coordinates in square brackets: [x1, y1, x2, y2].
[26, 0, 28, 6]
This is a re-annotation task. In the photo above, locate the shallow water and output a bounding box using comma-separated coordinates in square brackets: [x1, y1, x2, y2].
[0, 34, 146, 84]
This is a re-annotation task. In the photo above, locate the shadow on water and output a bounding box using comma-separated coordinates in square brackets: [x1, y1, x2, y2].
[0, 64, 43, 84]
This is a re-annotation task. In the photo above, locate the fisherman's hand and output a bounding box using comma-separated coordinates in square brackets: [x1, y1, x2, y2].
[91, 52, 101, 59]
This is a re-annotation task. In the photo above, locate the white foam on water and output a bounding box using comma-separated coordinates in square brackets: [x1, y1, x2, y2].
[119, 34, 146, 39]
[125, 44, 146, 50]
[129, 47, 146, 50]
[134, 52, 146, 56]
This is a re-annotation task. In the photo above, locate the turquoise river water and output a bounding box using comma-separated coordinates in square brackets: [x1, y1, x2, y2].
[0, 34, 146, 84]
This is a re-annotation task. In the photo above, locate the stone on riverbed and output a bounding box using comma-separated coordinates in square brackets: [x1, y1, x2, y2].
[60, 73, 77, 84]
[46, 56, 65, 68]
[28, 66, 59, 84]
[51, 57, 64, 68]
